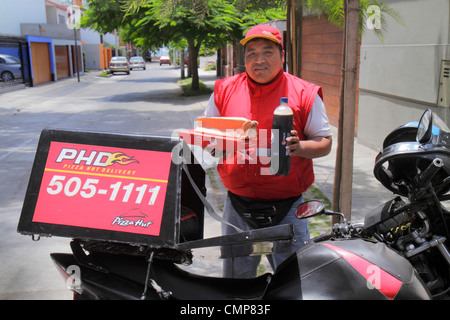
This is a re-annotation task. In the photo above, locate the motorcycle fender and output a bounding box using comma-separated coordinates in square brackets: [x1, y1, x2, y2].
[265, 239, 431, 300]
[50, 253, 156, 300]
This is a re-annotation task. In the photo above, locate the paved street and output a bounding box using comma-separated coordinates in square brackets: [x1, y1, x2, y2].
[0, 62, 219, 299]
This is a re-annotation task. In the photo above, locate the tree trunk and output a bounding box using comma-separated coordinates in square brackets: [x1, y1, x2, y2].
[180, 49, 185, 80]
[286, 0, 292, 74]
[286, 0, 302, 77]
[294, 0, 302, 77]
[187, 55, 192, 78]
[188, 39, 202, 91]
[332, 0, 359, 223]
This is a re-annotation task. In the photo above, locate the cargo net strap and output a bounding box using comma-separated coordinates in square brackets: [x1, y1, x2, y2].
[182, 163, 243, 233]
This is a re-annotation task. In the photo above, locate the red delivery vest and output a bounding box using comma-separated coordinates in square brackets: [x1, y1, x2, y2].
[213, 70, 323, 201]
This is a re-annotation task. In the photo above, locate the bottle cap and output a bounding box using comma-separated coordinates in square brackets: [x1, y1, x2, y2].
[280, 97, 288, 103]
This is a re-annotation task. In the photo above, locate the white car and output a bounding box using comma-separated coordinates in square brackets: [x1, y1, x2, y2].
[129, 56, 146, 70]
[159, 56, 171, 66]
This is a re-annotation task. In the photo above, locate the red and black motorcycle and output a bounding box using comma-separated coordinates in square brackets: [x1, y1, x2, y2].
[19, 109, 449, 300]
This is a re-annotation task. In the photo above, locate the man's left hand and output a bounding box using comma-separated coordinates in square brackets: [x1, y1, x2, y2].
[285, 130, 302, 157]
[286, 130, 332, 159]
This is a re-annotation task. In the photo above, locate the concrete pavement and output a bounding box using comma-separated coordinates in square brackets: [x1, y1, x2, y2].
[312, 126, 394, 223]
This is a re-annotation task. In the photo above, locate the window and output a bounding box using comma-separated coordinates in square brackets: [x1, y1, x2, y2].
[58, 14, 66, 24]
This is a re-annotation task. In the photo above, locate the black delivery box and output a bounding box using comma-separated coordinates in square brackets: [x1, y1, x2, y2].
[17, 129, 205, 248]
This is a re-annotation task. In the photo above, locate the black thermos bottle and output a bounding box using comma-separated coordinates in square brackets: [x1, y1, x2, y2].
[270, 97, 293, 176]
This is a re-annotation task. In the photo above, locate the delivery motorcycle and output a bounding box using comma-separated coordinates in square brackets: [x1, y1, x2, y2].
[19, 109, 449, 300]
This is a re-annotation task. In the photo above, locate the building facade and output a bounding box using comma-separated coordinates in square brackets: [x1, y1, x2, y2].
[0, 0, 117, 86]
[357, 0, 450, 149]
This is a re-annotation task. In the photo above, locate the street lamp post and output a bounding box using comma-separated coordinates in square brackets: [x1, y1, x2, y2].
[67, 5, 81, 82]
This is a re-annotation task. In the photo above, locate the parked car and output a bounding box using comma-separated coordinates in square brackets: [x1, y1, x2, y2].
[129, 56, 146, 70]
[0, 54, 22, 82]
[159, 56, 171, 66]
[109, 56, 130, 74]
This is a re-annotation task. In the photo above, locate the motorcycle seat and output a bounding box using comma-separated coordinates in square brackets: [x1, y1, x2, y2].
[151, 260, 272, 300]
[82, 250, 272, 300]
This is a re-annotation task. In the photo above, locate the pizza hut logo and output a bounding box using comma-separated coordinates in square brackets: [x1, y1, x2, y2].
[112, 208, 153, 229]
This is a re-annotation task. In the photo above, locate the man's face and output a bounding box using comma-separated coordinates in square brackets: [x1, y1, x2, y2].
[244, 39, 285, 84]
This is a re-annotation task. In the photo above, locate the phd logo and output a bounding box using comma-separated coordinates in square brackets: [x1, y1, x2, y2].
[56, 148, 139, 167]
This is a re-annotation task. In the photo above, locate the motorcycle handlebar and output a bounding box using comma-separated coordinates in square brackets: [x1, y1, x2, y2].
[417, 158, 443, 186]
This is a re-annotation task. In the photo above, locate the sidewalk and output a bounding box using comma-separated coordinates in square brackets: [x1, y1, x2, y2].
[198, 68, 394, 224]
[312, 126, 394, 223]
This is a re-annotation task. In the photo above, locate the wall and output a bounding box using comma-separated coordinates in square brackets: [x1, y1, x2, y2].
[358, 0, 450, 149]
[300, 15, 347, 128]
[21, 23, 80, 40]
[83, 43, 100, 70]
[0, 0, 47, 36]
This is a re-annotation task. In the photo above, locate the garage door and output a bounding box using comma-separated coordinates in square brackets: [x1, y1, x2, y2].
[55, 45, 70, 80]
[30, 42, 51, 85]
[72, 45, 82, 74]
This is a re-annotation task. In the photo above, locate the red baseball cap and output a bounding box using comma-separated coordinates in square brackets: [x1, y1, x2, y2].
[240, 24, 283, 48]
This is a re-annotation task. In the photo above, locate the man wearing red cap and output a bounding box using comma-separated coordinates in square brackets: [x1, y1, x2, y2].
[203, 24, 332, 278]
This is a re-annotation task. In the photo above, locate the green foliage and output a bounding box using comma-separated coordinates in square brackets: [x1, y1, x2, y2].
[82, 0, 403, 52]
[81, 0, 128, 34]
[302, 0, 405, 41]
[118, 0, 286, 51]
[117, 0, 286, 90]
[177, 77, 212, 96]
[204, 63, 216, 71]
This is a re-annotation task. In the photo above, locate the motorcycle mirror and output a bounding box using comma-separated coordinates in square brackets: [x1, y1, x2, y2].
[295, 200, 325, 219]
[417, 109, 433, 143]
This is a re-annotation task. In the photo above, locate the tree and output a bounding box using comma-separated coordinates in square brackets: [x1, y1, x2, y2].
[124, 0, 243, 91]
[81, 0, 132, 56]
[81, 0, 125, 34]
[123, 0, 285, 90]
[83, 0, 285, 91]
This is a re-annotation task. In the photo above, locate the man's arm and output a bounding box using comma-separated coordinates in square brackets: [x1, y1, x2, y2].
[286, 133, 332, 159]
[203, 93, 220, 117]
[286, 94, 332, 159]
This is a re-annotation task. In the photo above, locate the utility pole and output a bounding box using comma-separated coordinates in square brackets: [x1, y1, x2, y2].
[74, 28, 80, 83]
[332, 0, 360, 222]
[67, 4, 81, 82]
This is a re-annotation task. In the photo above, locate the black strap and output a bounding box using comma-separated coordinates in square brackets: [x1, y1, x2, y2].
[228, 191, 301, 229]
[182, 163, 243, 233]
